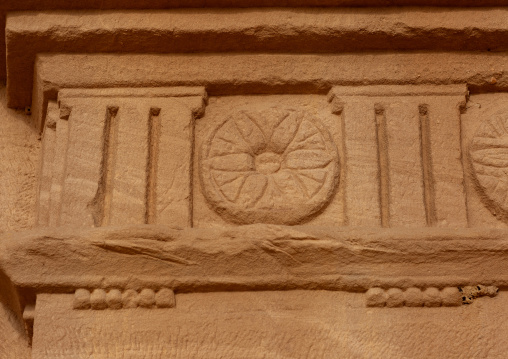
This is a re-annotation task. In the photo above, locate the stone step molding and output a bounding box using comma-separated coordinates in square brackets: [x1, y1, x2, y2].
[7, 8, 508, 110]
[32, 52, 508, 132]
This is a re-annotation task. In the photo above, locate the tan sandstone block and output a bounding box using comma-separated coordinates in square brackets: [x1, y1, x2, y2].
[424, 97, 467, 227]
[90, 289, 108, 310]
[41, 89, 204, 228]
[155, 288, 175, 308]
[122, 289, 139, 309]
[106, 289, 123, 310]
[441, 287, 462, 307]
[152, 98, 197, 227]
[366, 288, 386, 307]
[338, 97, 381, 227]
[386, 288, 405, 307]
[423, 287, 442, 307]
[384, 99, 427, 227]
[107, 102, 150, 226]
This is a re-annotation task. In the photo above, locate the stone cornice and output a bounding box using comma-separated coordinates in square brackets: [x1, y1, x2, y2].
[2, 225, 508, 294]
[6, 8, 508, 113]
[1, 4, 508, 84]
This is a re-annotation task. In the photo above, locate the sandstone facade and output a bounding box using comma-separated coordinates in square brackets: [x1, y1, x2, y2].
[2, 2, 508, 358]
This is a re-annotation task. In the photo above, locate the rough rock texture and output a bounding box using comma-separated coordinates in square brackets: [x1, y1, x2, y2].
[0, 86, 39, 233]
[0, 85, 36, 357]
[33, 291, 508, 359]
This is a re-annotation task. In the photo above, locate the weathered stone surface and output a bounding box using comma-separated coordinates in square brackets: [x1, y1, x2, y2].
[4, 2, 508, 357]
[3, 225, 508, 294]
[36, 88, 205, 228]
[32, 291, 508, 359]
[0, 86, 39, 233]
[329, 85, 468, 227]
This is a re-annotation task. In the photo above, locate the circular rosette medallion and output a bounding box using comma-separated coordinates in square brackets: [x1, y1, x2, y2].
[471, 111, 508, 215]
[200, 108, 340, 224]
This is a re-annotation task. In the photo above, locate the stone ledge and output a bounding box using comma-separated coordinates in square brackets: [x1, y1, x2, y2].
[32, 52, 508, 131]
[3, 0, 508, 9]
[6, 8, 508, 109]
[2, 224, 508, 293]
[0, 3, 507, 85]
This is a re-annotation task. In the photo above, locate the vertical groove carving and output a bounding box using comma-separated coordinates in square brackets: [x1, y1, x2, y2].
[338, 104, 349, 226]
[90, 106, 119, 227]
[146, 107, 161, 224]
[189, 113, 195, 228]
[49, 109, 70, 227]
[419, 104, 437, 226]
[375, 104, 390, 228]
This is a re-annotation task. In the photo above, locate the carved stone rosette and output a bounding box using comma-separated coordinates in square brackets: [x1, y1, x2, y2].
[199, 107, 340, 225]
[470, 110, 508, 217]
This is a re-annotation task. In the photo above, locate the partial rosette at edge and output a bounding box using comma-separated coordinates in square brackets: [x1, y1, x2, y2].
[470, 111, 508, 217]
[200, 107, 340, 224]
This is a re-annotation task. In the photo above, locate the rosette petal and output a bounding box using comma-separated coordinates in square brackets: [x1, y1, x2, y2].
[212, 170, 251, 202]
[234, 112, 267, 155]
[471, 136, 508, 168]
[236, 173, 268, 208]
[208, 119, 252, 158]
[284, 150, 333, 170]
[272, 170, 307, 200]
[286, 120, 326, 153]
[269, 111, 301, 154]
[470, 112, 508, 215]
[295, 169, 328, 197]
[207, 153, 254, 172]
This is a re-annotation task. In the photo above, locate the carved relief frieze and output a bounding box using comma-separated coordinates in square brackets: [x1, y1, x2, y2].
[36, 88, 206, 228]
[328, 85, 468, 228]
[36, 86, 473, 229]
[25, 84, 508, 357]
[200, 107, 339, 225]
[4, 5, 508, 358]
